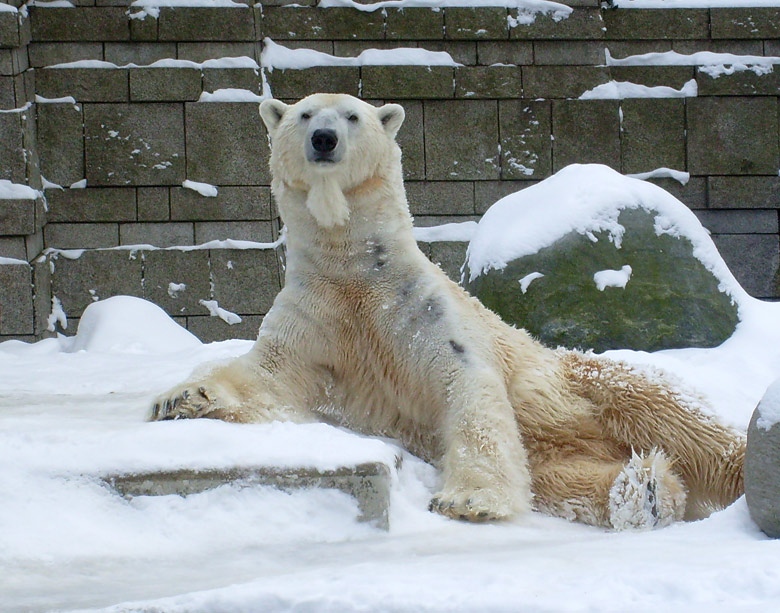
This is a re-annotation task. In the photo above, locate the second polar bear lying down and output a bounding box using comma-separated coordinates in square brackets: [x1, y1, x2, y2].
[152, 93, 744, 529]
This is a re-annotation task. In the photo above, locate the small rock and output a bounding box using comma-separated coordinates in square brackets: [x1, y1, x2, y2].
[746, 377, 780, 538]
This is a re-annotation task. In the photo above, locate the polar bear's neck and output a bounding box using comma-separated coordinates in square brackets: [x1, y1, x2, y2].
[305, 175, 350, 229]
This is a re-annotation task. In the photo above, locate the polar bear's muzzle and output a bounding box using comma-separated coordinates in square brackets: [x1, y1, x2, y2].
[307, 128, 343, 165]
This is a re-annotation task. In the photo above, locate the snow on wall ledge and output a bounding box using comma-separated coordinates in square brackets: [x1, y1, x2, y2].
[466, 164, 750, 308]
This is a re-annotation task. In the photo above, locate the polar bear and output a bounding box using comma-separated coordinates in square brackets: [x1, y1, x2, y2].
[151, 93, 744, 529]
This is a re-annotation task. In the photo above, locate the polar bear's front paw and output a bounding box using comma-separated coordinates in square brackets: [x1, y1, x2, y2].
[429, 487, 512, 522]
[150, 385, 218, 421]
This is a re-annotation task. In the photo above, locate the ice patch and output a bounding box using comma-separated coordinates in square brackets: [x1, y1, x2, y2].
[69, 179, 87, 189]
[627, 168, 690, 185]
[198, 88, 266, 103]
[47, 296, 68, 332]
[182, 179, 218, 197]
[0, 179, 40, 200]
[168, 282, 186, 298]
[594, 265, 632, 291]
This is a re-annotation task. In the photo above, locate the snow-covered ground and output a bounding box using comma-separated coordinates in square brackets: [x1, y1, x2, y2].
[3, 197, 780, 610]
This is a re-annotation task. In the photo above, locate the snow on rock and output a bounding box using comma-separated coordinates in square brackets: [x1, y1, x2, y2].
[69, 178, 87, 189]
[466, 164, 749, 307]
[261, 38, 459, 69]
[594, 265, 632, 291]
[35, 94, 78, 105]
[69, 296, 201, 353]
[0, 179, 40, 200]
[319, 0, 572, 20]
[756, 377, 780, 432]
[519, 271, 544, 294]
[579, 79, 697, 100]
[182, 179, 218, 197]
[0, 256, 28, 266]
[199, 299, 242, 325]
[606, 48, 780, 77]
[46, 295, 68, 332]
[615, 0, 780, 7]
[168, 282, 187, 298]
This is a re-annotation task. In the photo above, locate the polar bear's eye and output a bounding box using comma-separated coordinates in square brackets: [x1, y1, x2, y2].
[347, 114, 359, 123]
[300, 112, 311, 121]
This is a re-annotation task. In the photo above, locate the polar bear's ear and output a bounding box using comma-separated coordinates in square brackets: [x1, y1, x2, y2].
[259, 99, 289, 134]
[377, 104, 405, 139]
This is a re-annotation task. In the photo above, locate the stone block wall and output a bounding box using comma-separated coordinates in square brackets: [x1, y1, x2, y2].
[1, 0, 779, 343]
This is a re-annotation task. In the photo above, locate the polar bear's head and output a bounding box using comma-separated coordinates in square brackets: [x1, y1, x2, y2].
[259, 94, 405, 227]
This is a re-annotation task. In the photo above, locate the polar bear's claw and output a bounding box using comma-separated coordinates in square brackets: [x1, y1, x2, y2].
[150, 385, 216, 421]
[429, 489, 509, 522]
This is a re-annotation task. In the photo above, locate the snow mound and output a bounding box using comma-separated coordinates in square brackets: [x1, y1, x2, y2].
[756, 377, 780, 431]
[69, 296, 201, 354]
[466, 164, 749, 307]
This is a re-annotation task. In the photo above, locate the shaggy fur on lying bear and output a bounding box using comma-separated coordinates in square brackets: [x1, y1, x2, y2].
[151, 93, 744, 529]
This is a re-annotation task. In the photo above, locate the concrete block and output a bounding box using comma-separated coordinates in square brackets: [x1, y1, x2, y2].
[106, 460, 394, 529]
[385, 8, 444, 40]
[672, 39, 764, 56]
[84, 103, 186, 186]
[171, 185, 271, 221]
[708, 176, 780, 209]
[711, 8, 780, 39]
[28, 42, 104, 68]
[35, 101, 84, 187]
[510, 8, 604, 40]
[499, 99, 552, 180]
[0, 76, 16, 108]
[609, 66, 696, 90]
[474, 180, 536, 214]
[138, 186, 170, 221]
[405, 181, 474, 216]
[534, 40, 604, 65]
[202, 68, 261, 95]
[186, 314, 263, 342]
[552, 99, 621, 172]
[454, 65, 522, 98]
[687, 97, 779, 175]
[712, 234, 779, 298]
[26, 225, 45, 260]
[696, 67, 780, 96]
[104, 42, 176, 65]
[522, 65, 610, 98]
[33, 255, 52, 336]
[0, 198, 35, 235]
[620, 98, 685, 175]
[177, 42, 257, 63]
[0, 261, 33, 336]
[646, 176, 707, 211]
[603, 8, 709, 40]
[30, 7, 130, 42]
[130, 67, 202, 101]
[0, 111, 26, 183]
[766, 39, 780, 56]
[0, 50, 12, 76]
[361, 66, 454, 99]
[0, 236, 27, 260]
[46, 187, 136, 223]
[424, 100, 499, 180]
[476, 41, 533, 65]
[428, 241, 469, 284]
[262, 7, 384, 40]
[10, 46, 27, 74]
[445, 7, 508, 40]
[143, 248, 211, 316]
[210, 248, 281, 314]
[0, 10, 20, 48]
[694, 210, 778, 235]
[44, 222, 119, 249]
[36, 67, 129, 102]
[194, 221, 274, 244]
[392, 99, 424, 181]
[130, 12, 157, 42]
[423, 41, 477, 66]
[185, 102, 270, 186]
[157, 6, 255, 42]
[119, 222, 194, 247]
[50, 248, 144, 317]
[266, 66, 359, 99]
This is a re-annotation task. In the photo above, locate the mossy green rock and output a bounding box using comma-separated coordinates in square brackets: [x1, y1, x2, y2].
[465, 208, 739, 353]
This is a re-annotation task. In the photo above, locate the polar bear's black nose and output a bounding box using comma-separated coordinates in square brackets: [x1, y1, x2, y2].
[311, 129, 338, 153]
